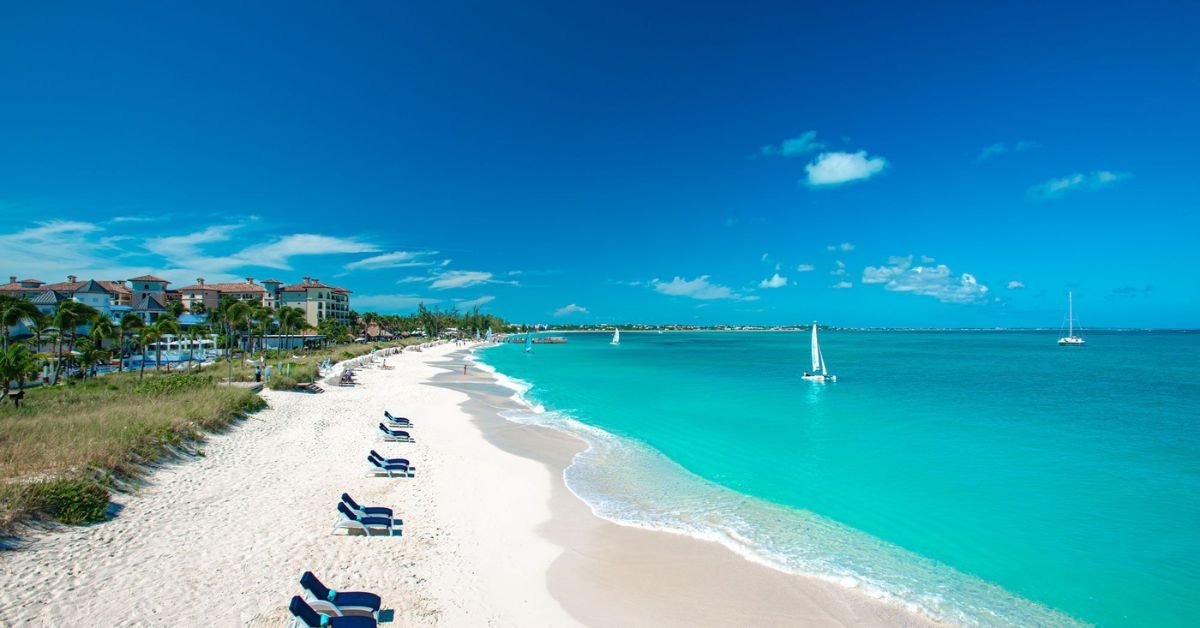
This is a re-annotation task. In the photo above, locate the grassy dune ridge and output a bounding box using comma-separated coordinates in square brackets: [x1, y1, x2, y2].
[0, 340, 421, 535]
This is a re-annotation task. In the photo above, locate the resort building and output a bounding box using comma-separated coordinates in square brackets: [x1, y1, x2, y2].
[176, 278, 268, 312]
[279, 277, 352, 327]
[3, 272, 353, 330]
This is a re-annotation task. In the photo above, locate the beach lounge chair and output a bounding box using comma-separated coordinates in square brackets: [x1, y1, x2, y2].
[289, 595, 377, 627]
[340, 493, 402, 523]
[299, 571, 382, 618]
[366, 455, 413, 478]
[369, 450, 413, 469]
[332, 502, 400, 536]
[383, 411, 412, 427]
[377, 424, 413, 442]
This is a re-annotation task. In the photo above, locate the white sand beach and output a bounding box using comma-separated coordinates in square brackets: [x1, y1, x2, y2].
[0, 343, 934, 626]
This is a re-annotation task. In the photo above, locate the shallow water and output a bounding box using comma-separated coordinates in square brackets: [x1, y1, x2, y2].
[480, 331, 1200, 626]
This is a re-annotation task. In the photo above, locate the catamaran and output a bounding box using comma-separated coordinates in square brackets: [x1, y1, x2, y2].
[1058, 292, 1086, 346]
[524, 332, 533, 353]
[611, 327, 620, 345]
[801, 322, 837, 382]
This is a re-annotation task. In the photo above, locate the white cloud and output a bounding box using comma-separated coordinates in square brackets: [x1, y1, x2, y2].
[760, 252, 769, 262]
[796, 264, 815, 272]
[832, 281, 854, 289]
[759, 131, 824, 158]
[862, 255, 990, 304]
[920, 255, 936, 263]
[652, 275, 747, 300]
[805, 151, 887, 186]
[554, 303, 589, 317]
[345, 250, 438, 271]
[826, 242, 855, 252]
[978, 140, 1038, 162]
[236, 234, 378, 270]
[1029, 170, 1132, 200]
[724, 217, 740, 227]
[977, 142, 1007, 162]
[759, 273, 788, 288]
[456, 295, 496, 308]
[830, 260, 847, 276]
[335, 293, 441, 311]
[430, 270, 494, 290]
[1008, 280, 1025, 289]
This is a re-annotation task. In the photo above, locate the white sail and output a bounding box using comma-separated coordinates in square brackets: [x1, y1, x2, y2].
[612, 328, 620, 344]
[810, 323, 821, 373]
[525, 332, 532, 352]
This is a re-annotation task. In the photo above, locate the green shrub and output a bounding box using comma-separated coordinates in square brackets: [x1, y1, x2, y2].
[267, 375, 298, 391]
[21, 477, 110, 525]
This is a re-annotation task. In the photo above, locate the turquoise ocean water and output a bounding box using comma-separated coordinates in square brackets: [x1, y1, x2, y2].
[478, 331, 1200, 626]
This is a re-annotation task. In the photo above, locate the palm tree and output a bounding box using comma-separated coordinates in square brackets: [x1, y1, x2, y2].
[1, 295, 40, 352]
[118, 313, 144, 372]
[53, 301, 99, 377]
[224, 301, 252, 380]
[166, 299, 185, 318]
[25, 311, 55, 354]
[152, 316, 180, 371]
[0, 343, 38, 406]
[186, 323, 210, 365]
[136, 326, 160, 382]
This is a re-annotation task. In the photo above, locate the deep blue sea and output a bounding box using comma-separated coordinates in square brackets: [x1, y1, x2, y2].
[479, 331, 1200, 626]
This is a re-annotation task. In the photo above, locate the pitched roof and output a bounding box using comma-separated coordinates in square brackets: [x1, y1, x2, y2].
[177, 282, 265, 293]
[30, 290, 70, 305]
[128, 275, 170, 283]
[0, 283, 34, 293]
[281, 280, 335, 291]
[40, 280, 131, 295]
[260, 278, 283, 284]
[76, 279, 113, 294]
[133, 295, 167, 312]
[18, 279, 43, 285]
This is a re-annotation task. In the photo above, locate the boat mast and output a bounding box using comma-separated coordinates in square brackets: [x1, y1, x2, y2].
[1068, 291, 1074, 337]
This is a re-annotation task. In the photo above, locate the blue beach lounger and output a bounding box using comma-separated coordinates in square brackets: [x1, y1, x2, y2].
[377, 424, 414, 442]
[299, 571, 382, 618]
[341, 493, 402, 523]
[289, 596, 377, 628]
[369, 450, 413, 468]
[366, 456, 413, 478]
[332, 502, 400, 536]
[383, 411, 412, 427]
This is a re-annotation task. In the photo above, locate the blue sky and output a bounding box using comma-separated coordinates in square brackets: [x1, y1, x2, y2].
[1, 1, 1197, 327]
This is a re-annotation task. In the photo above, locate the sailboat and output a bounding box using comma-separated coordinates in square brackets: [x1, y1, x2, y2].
[1058, 291, 1086, 346]
[485, 328, 493, 342]
[801, 322, 837, 382]
[611, 327, 621, 345]
[524, 332, 533, 353]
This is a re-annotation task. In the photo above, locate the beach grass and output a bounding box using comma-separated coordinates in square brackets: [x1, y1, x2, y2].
[0, 339, 423, 534]
[0, 371, 265, 533]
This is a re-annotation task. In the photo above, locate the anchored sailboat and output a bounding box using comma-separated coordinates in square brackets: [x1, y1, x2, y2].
[611, 327, 620, 345]
[801, 322, 837, 382]
[524, 332, 533, 353]
[1058, 292, 1086, 346]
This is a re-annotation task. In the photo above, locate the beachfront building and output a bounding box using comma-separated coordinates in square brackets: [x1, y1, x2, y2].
[177, 278, 267, 312]
[37, 276, 133, 306]
[261, 279, 283, 309]
[72, 279, 115, 316]
[127, 275, 170, 308]
[0, 277, 48, 300]
[279, 277, 352, 327]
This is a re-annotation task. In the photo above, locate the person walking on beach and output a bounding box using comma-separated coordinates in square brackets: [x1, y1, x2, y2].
[463, 363, 468, 375]
[254, 365, 262, 382]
